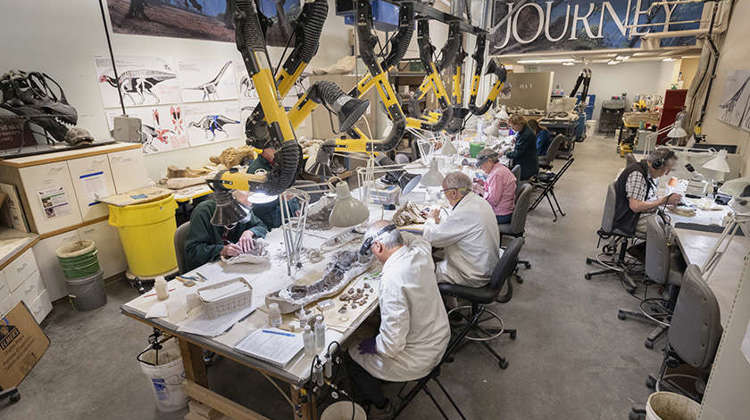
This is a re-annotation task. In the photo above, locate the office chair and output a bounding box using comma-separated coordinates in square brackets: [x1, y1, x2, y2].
[630, 265, 722, 418]
[173, 221, 192, 275]
[499, 183, 533, 285]
[438, 237, 523, 369]
[511, 164, 522, 192]
[538, 134, 565, 170]
[584, 182, 639, 292]
[618, 216, 685, 349]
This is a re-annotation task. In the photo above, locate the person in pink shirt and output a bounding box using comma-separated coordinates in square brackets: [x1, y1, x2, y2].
[474, 148, 516, 224]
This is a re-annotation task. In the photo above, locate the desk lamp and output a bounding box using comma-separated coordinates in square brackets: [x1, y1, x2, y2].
[375, 154, 422, 194]
[440, 138, 457, 156]
[702, 178, 750, 280]
[420, 159, 445, 187]
[666, 112, 688, 140]
[328, 182, 369, 227]
[702, 149, 731, 182]
[496, 105, 509, 120]
[210, 189, 251, 227]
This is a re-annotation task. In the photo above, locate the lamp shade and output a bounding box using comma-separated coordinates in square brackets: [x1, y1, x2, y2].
[703, 149, 731, 173]
[440, 139, 457, 156]
[420, 159, 444, 187]
[211, 189, 251, 227]
[667, 125, 687, 138]
[329, 182, 369, 227]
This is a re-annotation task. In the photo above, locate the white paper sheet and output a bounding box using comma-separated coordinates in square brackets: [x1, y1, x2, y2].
[37, 186, 71, 219]
[234, 328, 303, 367]
[177, 305, 255, 337]
[79, 171, 108, 206]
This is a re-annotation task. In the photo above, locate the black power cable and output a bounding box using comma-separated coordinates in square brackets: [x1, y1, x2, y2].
[97, 0, 127, 116]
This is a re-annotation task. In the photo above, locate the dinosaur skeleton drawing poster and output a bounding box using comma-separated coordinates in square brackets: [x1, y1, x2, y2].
[717, 69, 750, 132]
[105, 105, 190, 154]
[95, 56, 182, 107]
[182, 102, 242, 146]
[178, 59, 237, 102]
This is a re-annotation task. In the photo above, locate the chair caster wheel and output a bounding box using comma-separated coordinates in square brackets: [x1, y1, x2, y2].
[522, 262, 531, 269]
[584, 273, 592, 280]
[644, 340, 654, 350]
[9, 391, 20, 404]
[499, 360, 508, 369]
[509, 331, 517, 340]
[446, 356, 455, 364]
[646, 375, 657, 389]
[515, 275, 524, 284]
[585, 257, 593, 265]
[629, 411, 644, 420]
[617, 310, 626, 320]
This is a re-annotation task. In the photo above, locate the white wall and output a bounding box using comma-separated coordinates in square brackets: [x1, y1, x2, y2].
[0, 1, 364, 180]
[534, 61, 678, 121]
[699, 0, 750, 175]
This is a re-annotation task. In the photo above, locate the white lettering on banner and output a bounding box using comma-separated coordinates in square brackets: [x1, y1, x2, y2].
[493, 2, 515, 50]
[513, 2, 545, 44]
[631, 0, 651, 36]
[597, 1, 630, 39]
[570, 3, 599, 40]
[544, 1, 569, 42]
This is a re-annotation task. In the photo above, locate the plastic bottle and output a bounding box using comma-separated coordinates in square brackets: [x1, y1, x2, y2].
[268, 303, 282, 328]
[314, 315, 326, 352]
[154, 276, 169, 300]
[303, 325, 316, 357]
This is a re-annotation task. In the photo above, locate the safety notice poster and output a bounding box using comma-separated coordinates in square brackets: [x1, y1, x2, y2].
[37, 186, 71, 219]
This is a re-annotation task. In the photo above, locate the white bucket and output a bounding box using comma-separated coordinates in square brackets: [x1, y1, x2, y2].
[138, 342, 187, 412]
[321, 401, 367, 420]
[646, 392, 700, 420]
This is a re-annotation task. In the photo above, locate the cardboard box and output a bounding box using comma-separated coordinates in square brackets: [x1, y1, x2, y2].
[0, 302, 50, 389]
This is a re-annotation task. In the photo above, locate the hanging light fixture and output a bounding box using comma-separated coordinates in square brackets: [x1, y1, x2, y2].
[420, 159, 445, 187]
[328, 182, 370, 227]
[702, 149, 731, 175]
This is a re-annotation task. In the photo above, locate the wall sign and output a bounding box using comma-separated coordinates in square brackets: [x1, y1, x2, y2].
[490, 0, 705, 55]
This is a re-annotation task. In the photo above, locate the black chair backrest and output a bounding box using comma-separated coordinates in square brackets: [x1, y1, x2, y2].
[542, 134, 565, 164]
[668, 264, 723, 369]
[489, 237, 524, 292]
[174, 221, 191, 275]
[645, 215, 671, 285]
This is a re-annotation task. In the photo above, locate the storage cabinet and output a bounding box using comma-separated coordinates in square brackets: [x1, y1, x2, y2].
[0, 246, 51, 322]
[108, 148, 151, 194]
[33, 230, 81, 301]
[67, 155, 117, 221]
[17, 162, 83, 235]
[4, 248, 38, 291]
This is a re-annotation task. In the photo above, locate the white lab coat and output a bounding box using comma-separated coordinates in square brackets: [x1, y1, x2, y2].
[349, 234, 450, 382]
[423, 191, 500, 288]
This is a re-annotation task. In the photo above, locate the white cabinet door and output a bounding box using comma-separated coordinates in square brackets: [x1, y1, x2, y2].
[14, 270, 46, 307]
[67, 155, 116, 221]
[0, 293, 18, 317]
[108, 149, 151, 194]
[29, 290, 52, 323]
[33, 230, 81, 301]
[4, 249, 38, 292]
[18, 161, 82, 234]
[0, 269, 9, 299]
[78, 221, 127, 278]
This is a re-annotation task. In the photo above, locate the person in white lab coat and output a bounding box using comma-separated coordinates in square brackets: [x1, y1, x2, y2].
[423, 171, 500, 288]
[348, 220, 450, 417]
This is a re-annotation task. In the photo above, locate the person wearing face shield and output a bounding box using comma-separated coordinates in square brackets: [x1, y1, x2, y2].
[183, 194, 268, 272]
[347, 221, 450, 418]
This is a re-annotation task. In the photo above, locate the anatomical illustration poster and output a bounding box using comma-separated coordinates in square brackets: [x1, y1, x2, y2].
[178, 59, 238, 103]
[95, 56, 182, 108]
[105, 106, 190, 154]
[717, 69, 750, 131]
[183, 102, 243, 146]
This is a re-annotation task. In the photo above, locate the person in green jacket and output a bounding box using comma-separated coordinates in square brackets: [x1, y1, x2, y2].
[184, 199, 268, 272]
[246, 147, 300, 229]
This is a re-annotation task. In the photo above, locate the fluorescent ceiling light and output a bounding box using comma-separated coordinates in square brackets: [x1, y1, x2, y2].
[562, 62, 575, 66]
[616, 55, 630, 61]
[607, 60, 619, 65]
[662, 58, 676, 62]
[633, 52, 655, 57]
[517, 58, 575, 64]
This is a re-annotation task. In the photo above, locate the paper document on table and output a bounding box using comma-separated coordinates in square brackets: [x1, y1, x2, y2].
[234, 328, 303, 367]
[178, 305, 255, 337]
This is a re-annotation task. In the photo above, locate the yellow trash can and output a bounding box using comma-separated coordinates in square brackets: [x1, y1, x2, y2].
[109, 195, 178, 278]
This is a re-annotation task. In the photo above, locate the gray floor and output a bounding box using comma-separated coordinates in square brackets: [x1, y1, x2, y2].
[2, 135, 663, 420]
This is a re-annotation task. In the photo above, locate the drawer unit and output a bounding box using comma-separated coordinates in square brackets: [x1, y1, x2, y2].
[4, 248, 38, 291]
[17, 161, 83, 234]
[108, 148, 151, 194]
[67, 155, 117, 221]
[77, 221, 127, 278]
[0, 293, 16, 317]
[29, 290, 53, 324]
[13, 271, 46, 307]
[0, 270, 9, 299]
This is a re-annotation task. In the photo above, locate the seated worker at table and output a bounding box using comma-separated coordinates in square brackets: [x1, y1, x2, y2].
[183, 197, 268, 272]
[474, 148, 516, 224]
[527, 118, 551, 156]
[423, 172, 500, 287]
[348, 221, 450, 418]
[505, 114, 539, 180]
[614, 147, 682, 238]
[245, 147, 299, 229]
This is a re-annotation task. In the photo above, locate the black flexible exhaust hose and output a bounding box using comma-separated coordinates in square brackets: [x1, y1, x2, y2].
[255, 139, 301, 195]
[470, 60, 506, 116]
[382, 3, 415, 70]
[235, 0, 265, 52]
[411, 19, 453, 132]
[282, 0, 328, 75]
[436, 23, 461, 72]
[314, 80, 348, 107]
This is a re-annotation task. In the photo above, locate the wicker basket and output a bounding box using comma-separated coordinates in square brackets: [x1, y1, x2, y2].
[197, 278, 253, 319]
